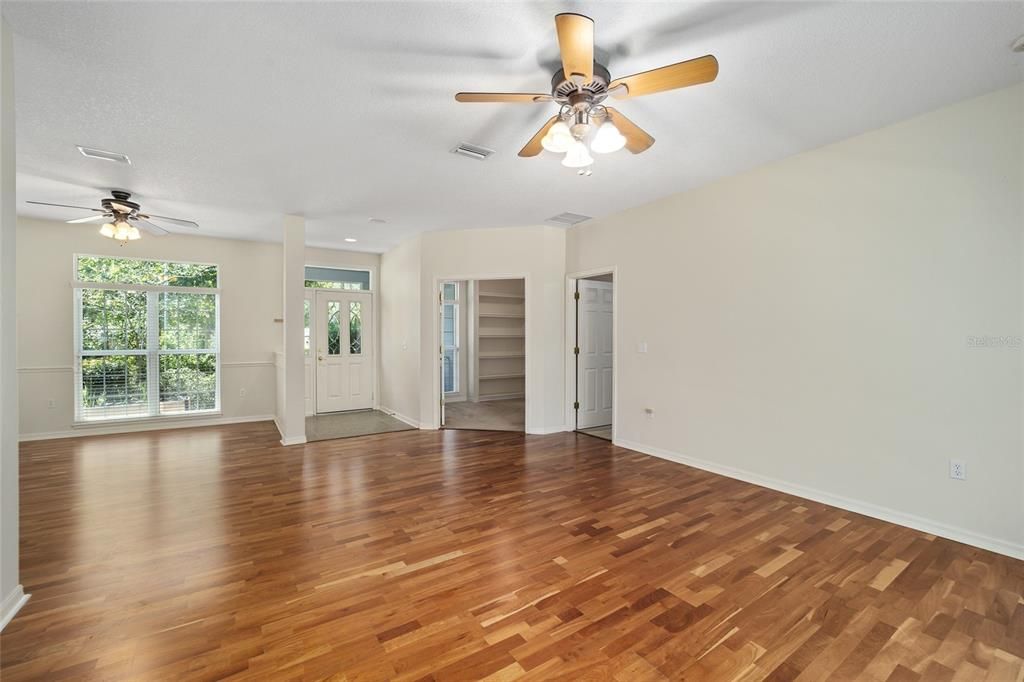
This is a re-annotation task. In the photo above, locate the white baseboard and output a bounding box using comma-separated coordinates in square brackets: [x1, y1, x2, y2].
[615, 437, 1024, 561]
[379, 406, 421, 429]
[527, 424, 570, 435]
[19, 414, 276, 442]
[0, 585, 29, 632]
[280, 435, 307, 446]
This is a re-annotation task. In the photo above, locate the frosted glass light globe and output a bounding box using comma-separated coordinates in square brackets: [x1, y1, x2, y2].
[590, 121, 626, 154]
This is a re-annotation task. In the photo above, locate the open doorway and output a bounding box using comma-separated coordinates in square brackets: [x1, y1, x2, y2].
[573, 272, 614, 441]
[440, 278, 525, 432]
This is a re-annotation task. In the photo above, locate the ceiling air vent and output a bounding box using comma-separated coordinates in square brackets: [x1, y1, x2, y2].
[451, 142, 495, 161]
[545, 212, 591, 226]
[77, 145, 132, 165]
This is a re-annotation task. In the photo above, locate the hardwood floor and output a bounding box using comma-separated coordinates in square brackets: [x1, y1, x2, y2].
[2, 424, 1022, 681]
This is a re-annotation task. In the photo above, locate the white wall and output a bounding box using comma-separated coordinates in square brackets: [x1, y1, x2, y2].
[0, 10, 26, 628]
[566, 85, 1024, 557]
[379, 235, 422, 425]
[417, 226, 566, 432]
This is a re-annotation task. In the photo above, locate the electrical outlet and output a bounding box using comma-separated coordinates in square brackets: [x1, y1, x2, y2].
[644, 408, 655, 420]
[239, 388, 247, 397]
[949, 459, 966, 480]
[47, 399, 56, 409]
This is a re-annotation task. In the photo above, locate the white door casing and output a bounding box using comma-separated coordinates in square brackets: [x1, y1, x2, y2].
[304, 292, 314, 416]
[576, 280, 613, 428]
[315, 290, 374, 413]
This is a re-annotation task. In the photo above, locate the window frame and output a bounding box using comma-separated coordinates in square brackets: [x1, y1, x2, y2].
[441, 282, 459, 395]
[72, 253, 222, 425]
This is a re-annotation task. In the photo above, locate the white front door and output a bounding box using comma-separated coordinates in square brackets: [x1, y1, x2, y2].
[315, 290, 374, 413]
[576, 279, 613, 428]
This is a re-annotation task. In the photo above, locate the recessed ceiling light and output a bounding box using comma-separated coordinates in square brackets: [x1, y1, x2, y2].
[1013, 34, 1024, 53]
[344, 238, 357, 243]
[76, 145, 131, 165]
[368, 217, 386, 224]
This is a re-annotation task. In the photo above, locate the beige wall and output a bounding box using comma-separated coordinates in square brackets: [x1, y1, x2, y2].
[16, 217, 381, 439]
[417, 226, 566, 432]
[566, 85, 1024, 557]
[379, 235, 422, 424]
[379, 226, 567, 432]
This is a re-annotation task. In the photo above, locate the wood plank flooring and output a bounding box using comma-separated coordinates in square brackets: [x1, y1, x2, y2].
[2, 423, 1022, 680]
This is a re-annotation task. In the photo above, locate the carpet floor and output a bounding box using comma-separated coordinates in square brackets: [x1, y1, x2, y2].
[305, 410, 414, 442]
[444, 398, 524, 432]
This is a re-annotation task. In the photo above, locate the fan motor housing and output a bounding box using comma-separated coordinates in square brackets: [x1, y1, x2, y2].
[551, 63, 611, 107]
[102, 190, 139, 215]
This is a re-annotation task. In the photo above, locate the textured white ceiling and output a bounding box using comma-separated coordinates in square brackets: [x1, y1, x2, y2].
[6, 1, 1023, 252]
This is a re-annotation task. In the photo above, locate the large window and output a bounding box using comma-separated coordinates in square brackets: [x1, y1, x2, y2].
[74, 255, 220, 422]
[441, 282, 459, 394]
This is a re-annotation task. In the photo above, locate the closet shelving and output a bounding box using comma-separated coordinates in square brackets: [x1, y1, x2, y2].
[476, 280, 525, 401]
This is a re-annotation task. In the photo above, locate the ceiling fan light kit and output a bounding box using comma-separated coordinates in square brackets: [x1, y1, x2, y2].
[455, 12, 718, 172]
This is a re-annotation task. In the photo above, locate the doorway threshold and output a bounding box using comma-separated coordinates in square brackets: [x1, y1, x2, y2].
[576, 425, 612, 442]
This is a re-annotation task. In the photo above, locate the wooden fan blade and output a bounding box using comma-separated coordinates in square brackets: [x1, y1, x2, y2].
[26, 200, 103, 212]
[604, 108, 655, 154]
[519, 116, 559, 157]
[67, 214, 110, 224]
[555, 13, 594, 83]
[455, 92, 552, 103]
[610, 55, 718, 99]
[140, 213, 199, 229]
[131, 218, 169, 236]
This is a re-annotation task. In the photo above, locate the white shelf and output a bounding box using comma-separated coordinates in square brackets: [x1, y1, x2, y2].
[479, 353, 525, 359]
[479, 313, 525, 319]
[480, 373, 525, 380]
[479, 333, 524, 338]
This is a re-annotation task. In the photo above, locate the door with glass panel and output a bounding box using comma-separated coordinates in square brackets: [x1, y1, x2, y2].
[314, 290, 373, 412]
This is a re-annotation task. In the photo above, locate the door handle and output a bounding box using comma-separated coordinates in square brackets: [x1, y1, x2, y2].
[318, 355, 324, 361]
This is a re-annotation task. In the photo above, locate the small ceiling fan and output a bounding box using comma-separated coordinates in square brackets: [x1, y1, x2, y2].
[27, 190, 199, 243]
[455, 13, 718, 172]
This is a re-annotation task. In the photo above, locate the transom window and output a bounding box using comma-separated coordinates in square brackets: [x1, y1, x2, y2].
[74, 255, 220, 422]
[304, 266, 370, 290]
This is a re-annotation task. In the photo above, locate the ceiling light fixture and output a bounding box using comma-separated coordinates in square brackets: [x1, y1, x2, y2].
[541, 121, 573, 153]
[562, 139, 594, 168]
[344, 238, 358, 243]
[590, 121, 626, 154]
[1013, 34, 1024, 52]
[100, 218, 140, 243]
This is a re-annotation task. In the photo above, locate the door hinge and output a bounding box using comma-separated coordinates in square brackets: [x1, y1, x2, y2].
[573, 346, 579, 355]
[573, 401, 580, 410]
[573, 291, 580, 300]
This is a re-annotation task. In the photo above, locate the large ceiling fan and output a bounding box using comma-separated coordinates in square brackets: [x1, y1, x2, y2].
[455, 13, 718, 172]
[27, 190, 199, 243]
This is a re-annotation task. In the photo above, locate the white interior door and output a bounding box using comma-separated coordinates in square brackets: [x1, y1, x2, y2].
[315, 290, 374, 413]
[304, 293, 314, 416]
[576, 280, 613, 428]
